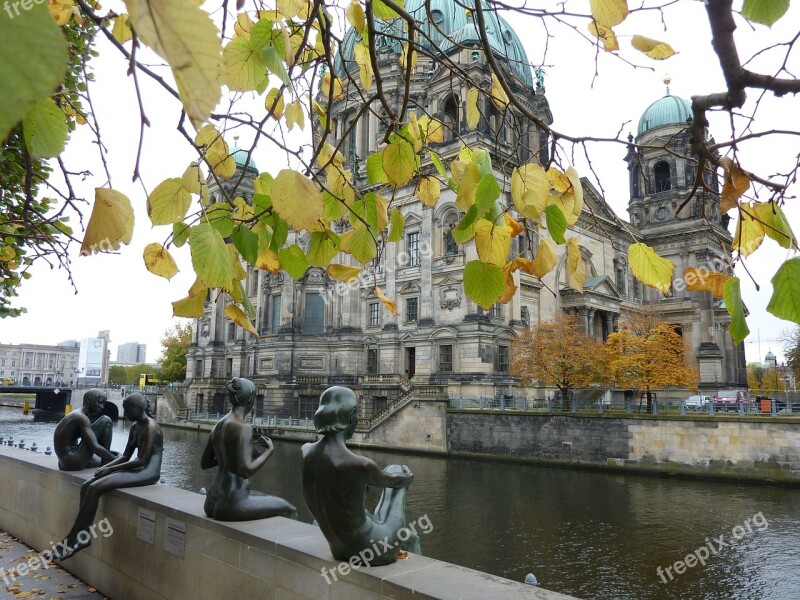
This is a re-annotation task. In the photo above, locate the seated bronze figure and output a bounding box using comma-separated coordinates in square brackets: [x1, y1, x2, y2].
[53, 393, 163, 560]
[53, 388, 116, 471]
[301, 386, 421, 566]
[201, 377, 297, 521]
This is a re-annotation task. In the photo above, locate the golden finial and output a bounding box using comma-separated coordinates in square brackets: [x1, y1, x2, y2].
[663, 76, 671, 96]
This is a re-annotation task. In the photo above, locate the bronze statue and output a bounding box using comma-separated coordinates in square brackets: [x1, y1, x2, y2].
[201, 378, 297, 521]
[53, 388, 116, 471]
[53, 393, 163, 560]
[301, 386, 420, 566]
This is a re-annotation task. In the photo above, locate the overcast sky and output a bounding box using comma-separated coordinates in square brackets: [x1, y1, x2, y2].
[2, 0, 798, 364]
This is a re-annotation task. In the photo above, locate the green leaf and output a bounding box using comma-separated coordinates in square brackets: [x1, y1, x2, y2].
[0, 2, 67, 142]
[430, 151, 447, 178]
[261, 45, 290, 86]
[382, 139, 417, 187]
[471, 148, 493, 176]
[366, 151, 389, 184]
[388, 209, 405, 242]
[189, 222, 235, 288]
[22, 99, 67, 158]
[323, 192, 348, 220]
[173, 222, 191, 248]
[351, 193, 378, 231]
[545, 204, 567, 245]
[452, 206, 478, 244]
[341, 226, 377, 263]
[723, 277, 750, 345]
[206, 203, 234, 238]
[475, 175, 500, 217]
[307, 230, 341, 267]
[767, 258, 800, 325]
[372, 0, 404, 19]
[232, 225, 259, 264]
[272, 169, 324, 231]
[742, 0, 789, 26]
[269, 216, 289, 252]
[464, 260, 503, 309]
[752, 202, 797, 249]
[147, 178, 192, 225]
[278, 244, 308, 279]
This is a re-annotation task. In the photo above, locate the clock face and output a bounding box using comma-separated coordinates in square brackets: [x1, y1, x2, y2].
[656, 206, 669, 221]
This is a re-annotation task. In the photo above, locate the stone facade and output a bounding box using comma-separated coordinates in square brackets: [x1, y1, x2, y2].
[184, 7, 746, 418]
[0, 343, 79, 386]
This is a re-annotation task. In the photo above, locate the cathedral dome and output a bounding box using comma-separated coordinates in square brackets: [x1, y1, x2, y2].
[637, 94, 692, 136]
[334, 0, 533, 88]
[231, 146, 258, 174]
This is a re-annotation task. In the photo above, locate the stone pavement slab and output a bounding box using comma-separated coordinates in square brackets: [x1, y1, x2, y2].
[0, 531, 106, 599]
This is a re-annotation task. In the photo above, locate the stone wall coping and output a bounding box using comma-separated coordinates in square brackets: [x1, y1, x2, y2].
[0, 446, 574, 600]
[446, 409, 800, 424]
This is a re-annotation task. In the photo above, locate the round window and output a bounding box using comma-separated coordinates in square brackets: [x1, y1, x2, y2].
[502, 30, 513, 44]
[656, 206, 669, 220]
[430, 9, 444, 23]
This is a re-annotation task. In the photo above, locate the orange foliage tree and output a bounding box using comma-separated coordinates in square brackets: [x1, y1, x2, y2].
[510, 313, 605, 411]
[605, 316, 698, 411]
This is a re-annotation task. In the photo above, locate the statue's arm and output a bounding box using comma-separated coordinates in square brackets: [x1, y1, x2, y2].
[77, 419, 115, 461]
[97, 421, 156, 476]
[237, 429, 272, 479]
[93, 428, 136, 477]
[365, 460, 413, 488]
[200, 433, 217, 470]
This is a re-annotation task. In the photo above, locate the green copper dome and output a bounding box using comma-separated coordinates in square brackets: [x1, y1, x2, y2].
[231, 146, 258, 174]
[334, 0, 533, 88]
[637, 95, 692, 135]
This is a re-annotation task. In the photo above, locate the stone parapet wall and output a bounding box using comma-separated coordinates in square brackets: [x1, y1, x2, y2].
[447, 411, 800, 483]
[0, 447, 571, 600]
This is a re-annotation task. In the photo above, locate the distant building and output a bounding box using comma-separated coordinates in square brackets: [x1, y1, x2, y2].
[57, 340, 80, 348]
[78, 333, 110, 386]
[117, 343, 147, 365]
[0, 343, 80, 386]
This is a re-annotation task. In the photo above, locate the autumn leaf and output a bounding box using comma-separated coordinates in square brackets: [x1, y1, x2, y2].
[683, 267, 729, 298]
[383, 139, 417, 187]
[265, 88, 286, 119]
[566, 237, 586, 292]
[181, 162, 203, 194]
[285, 99, 305, 131]
[589, 0, 628, 27]
[723, 277, 749, 345]
[80, 189, 135, 256]
[225, 304, 259, 336]
[340, 227, 377, 263]
[588, 22, 619, 51]
[733, 204, 765, 257]
[490, 73, 509, 109]
[23, 98, 67, 159]
[326, 263, 361, 283]
[511, 163, 549, 220]
[346, 0, 366, 33]
[718, 157, 750, 213]
[418, 176, 441, 207]
[271, 169, 324, 231]
[189, 222, 234, 288]
[388, 209, 405, 242]
[463, 260, 503, 309]
[353, 42, 373, 91]
[147, 178, 192, 225]
[629, 242, 674, 295]
[195, 125, 236, 179]
[306, 230, 341, 267]
[374, 286, 398, 315]
[143, 243, 179, 280]
[455, 161, 480, 211]
[530, 238, 557, 278]
[466, 87, 480, 129]
[631, 35, 676, 60]
[752, 201, 797, 249]
[124, 0, 223, 127]
[767, 258, 800, 325]
[474, 218, 512, 267]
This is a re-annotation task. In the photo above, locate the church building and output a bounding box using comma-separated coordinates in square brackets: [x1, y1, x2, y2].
[184, 0, 747, 418]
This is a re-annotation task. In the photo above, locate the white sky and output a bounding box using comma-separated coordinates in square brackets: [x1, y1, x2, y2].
[2, 0, 798, 364]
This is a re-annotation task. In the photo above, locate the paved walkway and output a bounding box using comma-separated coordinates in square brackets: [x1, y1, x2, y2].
[0, 531, 106, 599]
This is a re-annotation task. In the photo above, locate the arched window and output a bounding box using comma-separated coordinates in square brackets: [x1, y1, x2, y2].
[444, 225, 457, 256]
[654, 161, 671, 192]
[443, 96, 459, 141]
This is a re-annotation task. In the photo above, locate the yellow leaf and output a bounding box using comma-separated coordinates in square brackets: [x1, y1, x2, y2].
[225, 304, 259, 337]
[256, 247, 281, 272]
[265, 88, 285, 119]
[80, 188, 135, 256]
[195, 125, 236, 179]
[234, 12, 254, 37]
[718, 157, 750, 213]
[143, 243, 179, 280]
[277, 0, 309, 19]
[382, 139, 417, 187]
[490, 73, 509, 109]
[375, 193, 389, 231]
[317, 142, 345, 168]
[547, 167, 570, 193]
[353, 42, 373, 92]
[111, 14, 133, 44]
[683, 267, 729, 298]
[511, 163, 549, 221]
[374, 286, 398, 315]
[321, 72, 344, 100]
[400, 43, 417, 70]
[326, 263, 361, 283]
[466, 87, 480, 130]
[272, 169, 324, 231]
[49, 0, 73, 25]
[231, 197, 254, 222]
[564, 166, 584, 226]
[346, 0, 365, 33]
[589, 0, 628, 27]
[588, 22, 619, 51]
[408, 111, 422, 153]
[455, 162, 480, 211]
[499, 263, 517, 303]
[124, 0, 223, 127]
[631, 35, 676, 60]
[285, 99, 305, 131]
[418, 176, 441, 207]
[733, 204, 765, 257]
[181, 162, 203, 194]
[147, 178, 192, 225]
[752, 201, 797, 249]
[224, 36, 266, 91]
[418, 116, 444, 143]
[566, 237, 586, 292]
[507, 256, 534, 275]
[474, 218, 511, 267]
[504, 214, 524, 238]
[629, 241, 674, 295]
[228, 244, 247, 282]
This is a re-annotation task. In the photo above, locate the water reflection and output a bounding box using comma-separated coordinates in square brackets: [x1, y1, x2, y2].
[1, 405, 799, 599]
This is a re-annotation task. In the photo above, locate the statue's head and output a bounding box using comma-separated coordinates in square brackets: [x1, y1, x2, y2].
[122, 393, 153, 419]
[83, 389, 107, 413]
[314, 386, 358, 437]
[226, 377, 256, 410]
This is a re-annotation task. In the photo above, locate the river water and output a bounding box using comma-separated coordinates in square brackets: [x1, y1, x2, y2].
[1, 404, 799, 599]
